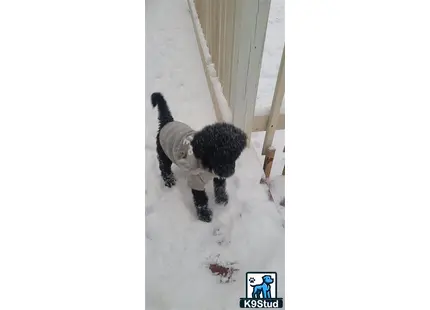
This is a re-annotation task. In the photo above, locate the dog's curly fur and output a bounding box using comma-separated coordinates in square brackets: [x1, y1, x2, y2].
[151, 92, 247, 222]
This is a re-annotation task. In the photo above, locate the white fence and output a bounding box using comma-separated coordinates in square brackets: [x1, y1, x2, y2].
[188, 0, 285, 178]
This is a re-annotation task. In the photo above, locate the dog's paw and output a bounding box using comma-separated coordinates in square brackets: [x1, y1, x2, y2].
[215, 191, 229, 206]
[163, 174, 176, 188]
[164, 179, 176, 188]
[197, 206, 213, 223]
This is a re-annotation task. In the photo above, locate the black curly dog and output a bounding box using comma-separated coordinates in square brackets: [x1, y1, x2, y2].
[151, 92, 247, 222]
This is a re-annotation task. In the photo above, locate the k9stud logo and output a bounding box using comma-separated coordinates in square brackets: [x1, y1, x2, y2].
[239, 272, 283, 308]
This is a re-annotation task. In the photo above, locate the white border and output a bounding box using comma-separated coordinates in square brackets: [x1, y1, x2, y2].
[285, 0, 430, 309]
[0, 0, 146, 309]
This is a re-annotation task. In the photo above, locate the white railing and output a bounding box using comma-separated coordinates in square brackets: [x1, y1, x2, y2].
[188, 0, 285, 179]
[261, 46, 285, 179]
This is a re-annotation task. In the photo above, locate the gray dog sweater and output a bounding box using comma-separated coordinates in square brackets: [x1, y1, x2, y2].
[159, 121, 215, 191]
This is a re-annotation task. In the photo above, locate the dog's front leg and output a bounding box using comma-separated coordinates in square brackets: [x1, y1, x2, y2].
[191, 189, 212, 222]
[214, 177, 228, 205]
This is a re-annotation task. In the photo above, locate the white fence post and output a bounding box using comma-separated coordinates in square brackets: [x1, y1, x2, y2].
[229, 0, 271, 142]
[262, 45, 285, 155]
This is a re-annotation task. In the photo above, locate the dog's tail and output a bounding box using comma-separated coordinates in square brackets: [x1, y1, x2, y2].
[151, 92, 174, 128]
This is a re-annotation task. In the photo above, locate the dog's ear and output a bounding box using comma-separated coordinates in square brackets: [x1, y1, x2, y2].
[190, 134, 205, 159]
[231, 126, 247, 154]
[240, 132, 247, 149]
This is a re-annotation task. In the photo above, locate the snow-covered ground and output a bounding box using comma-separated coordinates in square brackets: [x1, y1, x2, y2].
[145, 1, 284, 309]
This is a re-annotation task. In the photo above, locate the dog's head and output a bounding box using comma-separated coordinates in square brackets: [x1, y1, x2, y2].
[191, 122, 247, 178]
[262, 275, 274, 284]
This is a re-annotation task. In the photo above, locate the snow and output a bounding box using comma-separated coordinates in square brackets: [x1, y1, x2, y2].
[145, 1, 284, 309]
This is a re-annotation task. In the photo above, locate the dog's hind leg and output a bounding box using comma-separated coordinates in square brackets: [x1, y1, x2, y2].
[252, 288, 260, 299]
[191, 189, 212, 222]
[156, 135, 176, 188]
[214, 177, 229, 205]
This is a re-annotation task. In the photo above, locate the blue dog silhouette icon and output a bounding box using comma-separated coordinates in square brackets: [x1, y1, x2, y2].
[250, 275, 274, 298]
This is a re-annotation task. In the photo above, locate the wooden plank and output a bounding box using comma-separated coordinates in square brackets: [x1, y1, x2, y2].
[206, 0, 211, 52]
[212, 0, 219, 71]
[203, 0, 207, 36]
[263, 147, 276, 179]
[252, 113, 285, 132]
[199, 0, 205, 35]
[223, 0, 235, 104]
[187, 0, 224, 121]
[195, 0, 201, 17]
[262, 45, 285, 155]
[217, 0, 224, 79]
[230, 0, 271, 141]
